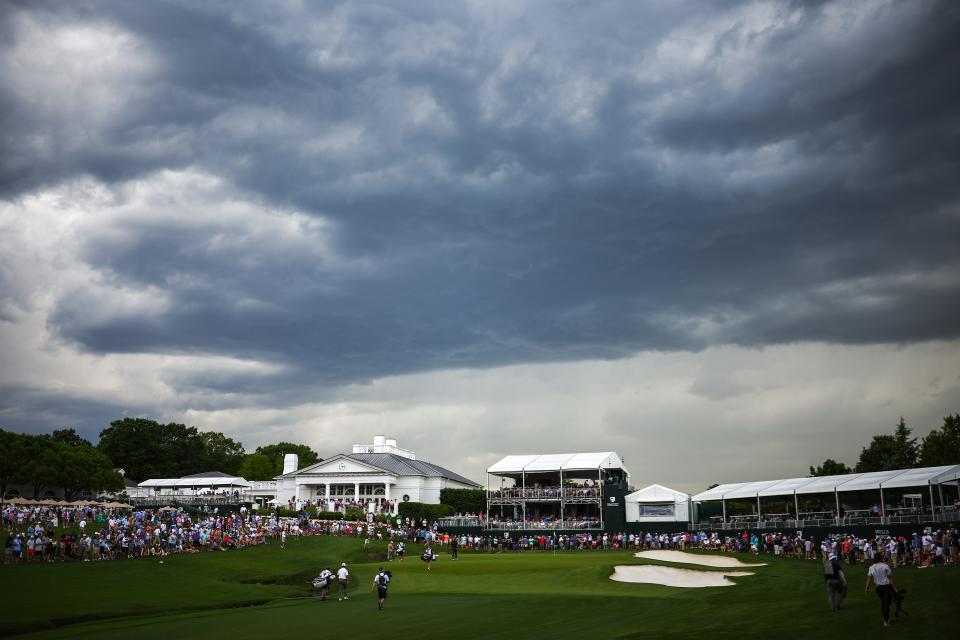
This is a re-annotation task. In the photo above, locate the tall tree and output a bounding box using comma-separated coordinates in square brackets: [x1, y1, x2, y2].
[98, 418, 207, 481]
[253, 442, 320, 473]
[891, 417, 919, 469]
[200, 431, 246, 475]
[855, 417, 923, 472]
[809, 459, 852, 477]
[919, 413, 960, 466]
[56, 444, 123, 500]
[0, 430, 27, 501]
[237, 454, 278, 481]
[21, 436, 60, 498]
[51, 428, 92, 448]
[855, 434, 898, 472]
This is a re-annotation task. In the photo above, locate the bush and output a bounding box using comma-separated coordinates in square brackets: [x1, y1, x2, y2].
[313, 510, 344, 520]
[439, 488, 485, 514]
[397, 502, 454, 524]
[344, 507, 366, 521]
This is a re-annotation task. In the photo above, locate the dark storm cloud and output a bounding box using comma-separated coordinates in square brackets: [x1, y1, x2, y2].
[2, 0, 959, 424]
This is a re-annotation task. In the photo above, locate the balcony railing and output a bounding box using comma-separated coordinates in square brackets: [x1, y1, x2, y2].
[693, 509, 959, 531]
[487, 488, 602, 504]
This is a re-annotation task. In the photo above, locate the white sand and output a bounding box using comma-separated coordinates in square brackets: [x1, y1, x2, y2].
[634, 550, 765, 568]
[610, 565, 754, 588]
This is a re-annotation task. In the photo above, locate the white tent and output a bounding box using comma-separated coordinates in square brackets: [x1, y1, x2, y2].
[625, 484, 690, 522]
[487, 452, 625, 474]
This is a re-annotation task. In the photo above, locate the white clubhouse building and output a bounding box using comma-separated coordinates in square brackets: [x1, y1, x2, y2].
[273, 436, 480, 513]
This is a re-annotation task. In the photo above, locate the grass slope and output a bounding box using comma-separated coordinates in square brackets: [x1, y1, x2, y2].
[1, 538, 954, 639]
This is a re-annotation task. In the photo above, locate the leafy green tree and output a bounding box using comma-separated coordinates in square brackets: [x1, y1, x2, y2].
[237, 454, 279, 480]
[200, 431, 246, 475]
[51, 428, 92, 448]
[919, 413, 960, 466]
[0, 430, 27, 501]
[20, 436, 60, 498]
[56, 444, 123, 499]
[891, 417, 918, 468]
[98, 418, 207, 481]
[808, 459, 852, 477]
[855, 417, 920, 472]
[855, 434, 898, 472]
[253, 442, 320, 474]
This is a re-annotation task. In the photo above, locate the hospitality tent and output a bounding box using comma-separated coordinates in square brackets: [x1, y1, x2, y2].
[625, 484, 690, 522]
[137, 472, 252, 496]
[690, 464, 960, 521]
[487, 452, 627, 484]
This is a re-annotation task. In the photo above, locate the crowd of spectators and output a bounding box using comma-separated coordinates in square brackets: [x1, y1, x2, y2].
[429, 527, 959, 566]
[2, 503, 290, 563]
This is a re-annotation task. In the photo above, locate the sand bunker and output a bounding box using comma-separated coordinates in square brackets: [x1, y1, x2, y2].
[634, 550, 765, 568]
[610, 565, 754, 588]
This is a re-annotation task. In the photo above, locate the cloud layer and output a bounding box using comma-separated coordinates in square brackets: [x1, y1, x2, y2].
[1, 1, 958, 481]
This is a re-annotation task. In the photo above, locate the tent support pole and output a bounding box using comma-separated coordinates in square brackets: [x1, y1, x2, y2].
[599, 467, 603, 532]
[757, 494, 761, 525]
[485, 473, 490, 527]
[522, 471, 526, 530]
[722, 499, 726, 526]
[929, 483, 936, 521]
[879, 486, 885, 523]
[560, 468, 564, 529]
[794, 493, 800, 524]
[835, 490, 841, 524]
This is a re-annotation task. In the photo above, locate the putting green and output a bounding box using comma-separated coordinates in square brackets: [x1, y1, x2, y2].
[0, 536, 954, 639]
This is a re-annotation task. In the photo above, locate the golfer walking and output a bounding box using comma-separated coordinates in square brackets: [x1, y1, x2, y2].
[865, 554, 898, 627]
[337, 562, 350, 601]
[372, 568, 390, 610]
[823, 554, 846, 611]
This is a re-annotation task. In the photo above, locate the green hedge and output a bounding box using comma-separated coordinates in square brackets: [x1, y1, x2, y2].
[397, 502, 454, 523]
[439, 488, 485, 514]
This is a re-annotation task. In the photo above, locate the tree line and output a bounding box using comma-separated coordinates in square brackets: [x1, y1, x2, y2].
[809, 413, 960, 476]
[97, 417, 321, 481]
[0, 428, 123, 501]
[0, 417, 324, 500]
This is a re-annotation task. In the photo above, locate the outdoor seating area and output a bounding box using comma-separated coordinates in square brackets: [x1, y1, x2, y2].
[690, 464, 960, 530]
[485, 452, 629, 531]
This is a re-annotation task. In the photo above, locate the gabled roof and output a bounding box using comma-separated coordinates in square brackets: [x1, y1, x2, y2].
[348, 452, 480, 487]
[180, 471, 234, 479]
[280, 452, 480, 488]
[625, 484, 689, 503]
[487, 452, 624, 474]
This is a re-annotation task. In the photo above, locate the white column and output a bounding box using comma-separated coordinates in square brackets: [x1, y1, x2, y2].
[325, 483, 331, 507]
[354, 482, 360, 502]
[294, 483, 301, 508]
[384, 482, 391, 513]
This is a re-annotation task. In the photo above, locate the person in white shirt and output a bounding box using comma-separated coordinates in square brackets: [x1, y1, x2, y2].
[336, 562, 350, 600]
[372, 568, 390, 610]
[865, 555, 898, 627]
[318, 566, 333, 600]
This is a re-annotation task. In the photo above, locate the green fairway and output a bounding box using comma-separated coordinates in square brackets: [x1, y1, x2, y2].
[1, 537, 954, 639]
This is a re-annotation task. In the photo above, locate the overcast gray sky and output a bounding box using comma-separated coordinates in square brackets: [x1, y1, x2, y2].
[1, 0, 958, 491]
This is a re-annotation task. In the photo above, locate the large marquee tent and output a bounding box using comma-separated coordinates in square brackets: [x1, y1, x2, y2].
[690, 464, 960, 522]
[487, 452, 626, 474]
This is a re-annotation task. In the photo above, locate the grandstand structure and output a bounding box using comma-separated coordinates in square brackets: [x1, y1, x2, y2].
[690, 464, 960, 530]
[485, 452, 630, 530]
